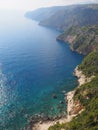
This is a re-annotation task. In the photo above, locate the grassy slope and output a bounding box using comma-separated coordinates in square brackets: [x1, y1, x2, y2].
[78, 52, 98, 77]
[49, 52, 98, 130]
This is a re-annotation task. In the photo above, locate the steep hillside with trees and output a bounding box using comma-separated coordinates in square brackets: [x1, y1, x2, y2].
[49, 52, 98, 130]
[57, 25, 98, 55]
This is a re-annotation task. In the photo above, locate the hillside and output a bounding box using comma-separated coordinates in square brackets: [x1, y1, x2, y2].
[26, 4, 98, 31]
[57, 25, 98, 55]
[78, 52, 98, 76]
[25, 6, 66, 22]
[49, 52, 98, 130]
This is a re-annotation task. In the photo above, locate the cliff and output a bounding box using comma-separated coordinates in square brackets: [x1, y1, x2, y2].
[57, 25, 98, 55]
[26, 4, 98, 55]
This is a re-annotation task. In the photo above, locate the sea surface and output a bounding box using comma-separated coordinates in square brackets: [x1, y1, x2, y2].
[0, 10, 83, 130]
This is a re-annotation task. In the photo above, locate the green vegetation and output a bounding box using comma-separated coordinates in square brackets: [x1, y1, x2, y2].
[78, 52, 98, 77]
[49, 52, 98, 130]
[57, 25, 98, 55]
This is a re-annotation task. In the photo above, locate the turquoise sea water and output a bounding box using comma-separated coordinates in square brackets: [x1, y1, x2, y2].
[0, 10, 83, 130]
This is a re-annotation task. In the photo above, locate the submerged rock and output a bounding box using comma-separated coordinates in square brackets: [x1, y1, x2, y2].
[52, 94, 57, 99]
[60, 101, 64, 104]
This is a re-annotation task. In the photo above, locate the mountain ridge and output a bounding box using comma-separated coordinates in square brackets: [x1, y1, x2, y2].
[26, 4, 98, 31]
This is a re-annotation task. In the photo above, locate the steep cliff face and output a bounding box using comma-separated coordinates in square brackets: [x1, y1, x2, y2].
[57, 25, 98, 55]
[26, 4, 98, 31]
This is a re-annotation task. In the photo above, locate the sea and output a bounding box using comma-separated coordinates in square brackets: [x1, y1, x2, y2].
[0, 10, 83, 130]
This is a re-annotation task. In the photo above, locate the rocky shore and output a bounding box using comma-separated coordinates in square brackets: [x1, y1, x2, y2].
[74, 66, 95, 86]
[22, 64, 96, 130]
[27, 66, 88, 130]
[23, 65, 95, 130]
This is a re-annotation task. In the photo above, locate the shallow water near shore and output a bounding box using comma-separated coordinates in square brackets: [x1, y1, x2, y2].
[0, 10, 83, 130]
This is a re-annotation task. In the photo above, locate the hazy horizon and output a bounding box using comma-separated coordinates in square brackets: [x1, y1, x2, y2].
[0, 0, 98, 12]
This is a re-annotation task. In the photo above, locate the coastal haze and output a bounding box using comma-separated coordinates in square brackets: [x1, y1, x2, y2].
[0, 0, 98, 11]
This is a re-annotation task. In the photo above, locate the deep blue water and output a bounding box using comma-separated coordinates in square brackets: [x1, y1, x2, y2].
[0, 10, 83, 130]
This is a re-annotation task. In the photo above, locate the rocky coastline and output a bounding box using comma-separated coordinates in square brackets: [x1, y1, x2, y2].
[22, 66, 89, 130]
[74, 66, 95, 86]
